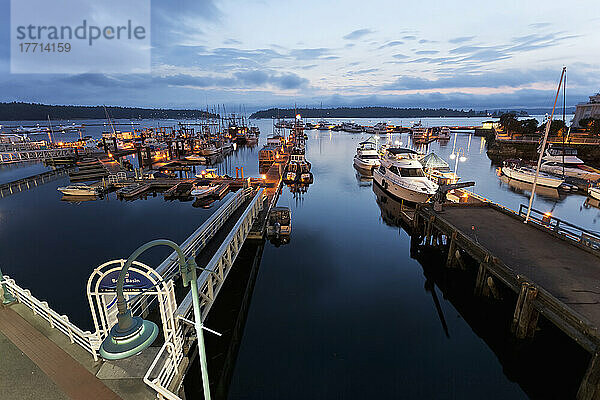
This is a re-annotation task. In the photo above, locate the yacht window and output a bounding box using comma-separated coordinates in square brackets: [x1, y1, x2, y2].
[379, 166, 386, 174]
[400, 168, 425, 177]
[361, 154, 379, 159]
[389, 166, 400, 175]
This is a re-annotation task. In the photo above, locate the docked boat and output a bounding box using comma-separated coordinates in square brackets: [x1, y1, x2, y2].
[438, 127, 451, 140]
[540, 146, 600, 181]
[57, 184, 100, 196]
[373, 122, 388, 135]
[185, 154, 207, 162]
[353, 139, 381, 173]
[373, 147, 438, 203]
[285, 154, 313, 184]
[589, 186, 600, 201]
[266, 207, 292, 237]
[411, 121, 427, 137]
[198, 144, 220, 156]
[342, 122, 363, 133]
[190, 184, 217, 198]
[501, 159, 564, 188]
[317, 120, 331, 130]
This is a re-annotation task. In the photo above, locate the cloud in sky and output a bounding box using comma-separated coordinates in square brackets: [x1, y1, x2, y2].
[0, 0, 598, 109]
[343, 29, 374, 40]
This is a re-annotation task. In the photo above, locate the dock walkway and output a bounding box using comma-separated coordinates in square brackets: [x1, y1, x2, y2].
[0, 305, 121, 400]
[413, 202, 600, 399]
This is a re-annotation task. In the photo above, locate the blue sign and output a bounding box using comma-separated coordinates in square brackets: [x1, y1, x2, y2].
[98, 269, 155, 293]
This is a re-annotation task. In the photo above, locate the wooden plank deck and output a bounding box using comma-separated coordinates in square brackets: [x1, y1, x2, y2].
[0, 307, 122, 400]
[417, 203, 600, 352]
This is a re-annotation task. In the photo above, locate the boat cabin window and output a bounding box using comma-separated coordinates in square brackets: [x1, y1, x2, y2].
[361, 154, 379, 159]
[379, 166, 386, 174]
[399, 168, 425, 177]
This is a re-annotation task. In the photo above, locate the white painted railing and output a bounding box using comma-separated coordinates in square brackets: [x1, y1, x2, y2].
[146, 187, 264, 399]
[1, 275, 101, 360]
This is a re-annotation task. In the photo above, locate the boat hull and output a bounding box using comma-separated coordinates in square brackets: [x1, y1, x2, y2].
[589, 187, 600, 201]
[540, 164, 600, 181]
[373, 169, 433, 204]
[353, 156, 380, 172]
[502, 166, 563, 188]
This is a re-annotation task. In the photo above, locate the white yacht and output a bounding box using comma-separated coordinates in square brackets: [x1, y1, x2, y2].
[411, 121, 427, 137]
[57, 184, 100, 196]
[540, 146, 600, 181]
[373, 147, 438, 203]
[191, 184, 216, 198]
[501, 160, 564, 188]
[353, 140, 381, 172]
[317, 120, 331, 130]
[185, 154, 207, 162]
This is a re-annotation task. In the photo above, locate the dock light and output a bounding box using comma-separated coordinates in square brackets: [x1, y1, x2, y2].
[108, 152, 113, 158]
[261, 174, 266, 180]
[99, 239, 213, 400]
[296, 114, 301, 120]
[449, 153, 456, 159]
[459, 155, 467, 162]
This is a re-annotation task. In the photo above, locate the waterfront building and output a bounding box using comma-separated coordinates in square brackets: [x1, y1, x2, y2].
[572, 93, 600, 127]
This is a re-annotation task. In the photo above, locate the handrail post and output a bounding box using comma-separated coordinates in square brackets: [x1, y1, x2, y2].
[0, 266, 16, 305]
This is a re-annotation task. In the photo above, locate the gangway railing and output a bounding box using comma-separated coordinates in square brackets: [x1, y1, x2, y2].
[145, 188, 264, 399]
[0, 275, 101, 360]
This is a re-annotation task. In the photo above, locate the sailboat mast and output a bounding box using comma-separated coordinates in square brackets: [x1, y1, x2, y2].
[525, 66, 566, 224]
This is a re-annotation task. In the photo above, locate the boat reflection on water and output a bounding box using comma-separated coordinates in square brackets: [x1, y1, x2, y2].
[373, 181, 587, 399]
[355, 171, 372, 187]
[60, 194, 100, 203]
[584, 196, 600, 211]
[498, 174, 565, 201]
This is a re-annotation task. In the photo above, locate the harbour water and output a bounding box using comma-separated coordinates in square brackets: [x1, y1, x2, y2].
[0, 116, 595, 399]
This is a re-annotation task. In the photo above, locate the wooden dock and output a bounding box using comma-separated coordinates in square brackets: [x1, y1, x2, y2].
[0, 166, 75, 198]
[247, 161, 285, 240]
[411, 201, 600, 399]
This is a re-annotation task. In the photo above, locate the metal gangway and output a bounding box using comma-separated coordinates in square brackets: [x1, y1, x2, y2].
[0, 185, 267, 400]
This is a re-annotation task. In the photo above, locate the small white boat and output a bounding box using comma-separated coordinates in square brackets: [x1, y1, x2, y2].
[589, 186, 600, 201]
[373, 147, 438, 203]
[190, 184, 216, 198]
[57, 184, 99, 196]
[501, 160, 564, 188]
[185, 154, 207, 162]
[373, 122, 388, 135]
[540, 146, 600, 181]
[266, 207, 292, 237]
[353, 139, 381, 173]
[317, 120, 330, 130]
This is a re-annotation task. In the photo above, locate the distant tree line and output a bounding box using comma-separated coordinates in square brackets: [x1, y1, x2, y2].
[250, 107, 492, 119]
[0, 102, 217, 121]
[499, 112, 568, 136]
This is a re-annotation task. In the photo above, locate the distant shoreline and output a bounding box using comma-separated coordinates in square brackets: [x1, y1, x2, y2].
[0, 102, 216, 121]
[249, 107, 531, 119]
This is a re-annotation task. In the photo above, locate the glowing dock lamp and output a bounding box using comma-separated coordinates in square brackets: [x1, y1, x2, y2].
[450, 148, 467, 175]
[99, 239, 214, 400]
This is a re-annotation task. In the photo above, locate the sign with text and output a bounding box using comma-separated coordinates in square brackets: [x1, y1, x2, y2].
[10, 0, 151, 74]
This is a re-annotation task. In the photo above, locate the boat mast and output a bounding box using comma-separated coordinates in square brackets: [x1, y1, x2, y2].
[562, 70, 566, 177]
[525, 66, 566, 224]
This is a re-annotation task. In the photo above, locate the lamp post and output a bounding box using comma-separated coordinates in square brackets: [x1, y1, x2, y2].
[99, 239, 212, 400]
[449, 147, 467, 176]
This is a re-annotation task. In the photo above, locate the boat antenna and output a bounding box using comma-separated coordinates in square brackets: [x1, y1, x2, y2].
[525, 66, 566, 224]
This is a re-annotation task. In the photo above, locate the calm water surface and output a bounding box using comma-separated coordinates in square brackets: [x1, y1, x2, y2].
[1, 117, 594, 398]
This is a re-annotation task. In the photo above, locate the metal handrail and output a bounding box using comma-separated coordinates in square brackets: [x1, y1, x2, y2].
[1, 275, 101, 360]
[518, 204, 600, 249]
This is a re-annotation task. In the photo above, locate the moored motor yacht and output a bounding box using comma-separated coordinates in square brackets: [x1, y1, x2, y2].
[353, 139, 381, 173]
[373, 147, 438, 203]
[373, 122, 388, 135]
[438, 127, 451, 140]
[185, 154, 207, 162]
[589, 185, 600, 201]
[190, 184, 217, 198]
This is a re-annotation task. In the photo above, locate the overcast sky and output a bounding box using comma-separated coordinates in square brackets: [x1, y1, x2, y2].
[1, 0, 599, 110]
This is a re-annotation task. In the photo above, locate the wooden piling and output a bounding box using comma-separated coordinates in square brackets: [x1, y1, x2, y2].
[578, 353, 600, 400]
[446, 231, 457, 268]
[511, 282, 538, 339]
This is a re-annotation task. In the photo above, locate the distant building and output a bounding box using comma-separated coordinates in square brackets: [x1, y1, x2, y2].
[481, 120, 499, 130]
[572, 93, 600, 127]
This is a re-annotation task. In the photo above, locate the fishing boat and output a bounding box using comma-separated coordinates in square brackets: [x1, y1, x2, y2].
[411, 121, 427, 137]
[501, 159, 564, 188]
[190, 184, 217, 198]
[284, 161, 299, 183]
[353, 139, 381, 173]
[185, 154, 207, 162]
[198, 144, 220, 156]
[373, 147, 438, 203]
[266, 207, 292, 237]
[57, 184, 100, 196]
[540, 145, 600, 181]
